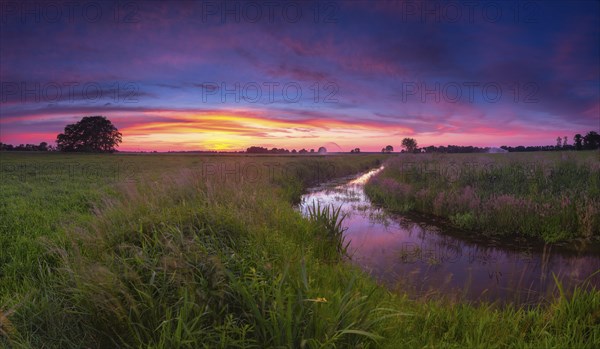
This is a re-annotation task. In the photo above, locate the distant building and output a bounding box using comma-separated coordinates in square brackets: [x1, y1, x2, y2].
[488, 147, 508, 153]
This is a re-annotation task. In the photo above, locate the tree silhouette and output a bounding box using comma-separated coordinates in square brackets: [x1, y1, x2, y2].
[385, 145, 394, 153]
[318, 147, 327, 153]
[56, 116, 122, 152]
[246, 146, 290, 154]
[583, 131, 600, 150]
[0, 142, 50, 151]
[401, 138, 417, 152]
[574, 134, 583, 150]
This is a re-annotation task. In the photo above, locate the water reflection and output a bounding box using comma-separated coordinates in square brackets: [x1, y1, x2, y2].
[300, 167, 600, 305]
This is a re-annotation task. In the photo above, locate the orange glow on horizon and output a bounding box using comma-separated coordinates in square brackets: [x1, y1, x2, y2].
[118, 110, 415, 152]
[0, 110, 581, 152]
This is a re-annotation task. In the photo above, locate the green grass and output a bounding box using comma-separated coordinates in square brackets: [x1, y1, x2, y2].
[307, 202, 350, 259]
[365, 151, 600, 242]
[1, 152, 599, 348]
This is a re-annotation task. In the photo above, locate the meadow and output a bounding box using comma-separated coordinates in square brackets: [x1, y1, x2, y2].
[365, 151, 600, 243]
[0, 152, 599, 348]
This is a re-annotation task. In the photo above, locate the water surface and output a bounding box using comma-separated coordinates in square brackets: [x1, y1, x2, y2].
[300, 167, 600, 305]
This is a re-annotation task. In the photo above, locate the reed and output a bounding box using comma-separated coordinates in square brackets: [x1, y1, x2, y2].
[307, 201, 350, 258]
[366, 151, 600, 242]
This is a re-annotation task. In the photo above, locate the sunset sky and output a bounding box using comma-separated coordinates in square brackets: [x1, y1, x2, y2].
[1, 0, 598, 152]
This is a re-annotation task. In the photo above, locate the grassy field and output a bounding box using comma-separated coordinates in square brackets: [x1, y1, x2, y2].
[365, 151, 600, 243]
[1, 152, 599, 348]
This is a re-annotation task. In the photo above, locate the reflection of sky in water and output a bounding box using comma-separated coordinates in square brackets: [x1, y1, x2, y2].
[300, 167, 600, 305]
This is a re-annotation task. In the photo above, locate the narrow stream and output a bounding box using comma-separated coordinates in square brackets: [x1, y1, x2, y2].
[300, 166, 600, 305]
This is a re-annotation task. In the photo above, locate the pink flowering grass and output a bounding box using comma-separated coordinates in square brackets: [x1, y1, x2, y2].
[366, 151, 600, 242]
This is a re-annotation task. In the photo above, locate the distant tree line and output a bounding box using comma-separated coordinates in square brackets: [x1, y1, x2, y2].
[500, 131, 599, 152]
[499, 145, 560, 152]
[0, 142, 52, 151]
[403, 132, 600, 154]
[1, 116, 122, 153]
[2, 116, 598, 154]
[245, 146, 328, 154]
[420, 145, 489, 153]
[246, 146, 291, 154]
[243, 133, 599, 154]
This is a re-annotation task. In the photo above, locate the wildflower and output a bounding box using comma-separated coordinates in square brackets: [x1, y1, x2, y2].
[560, 195, 571, 208]
[0, 307, 16, 339]
[306, 297, 328, 303]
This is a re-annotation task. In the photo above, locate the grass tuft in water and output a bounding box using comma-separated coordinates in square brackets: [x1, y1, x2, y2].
[307, 201, 350, 259]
